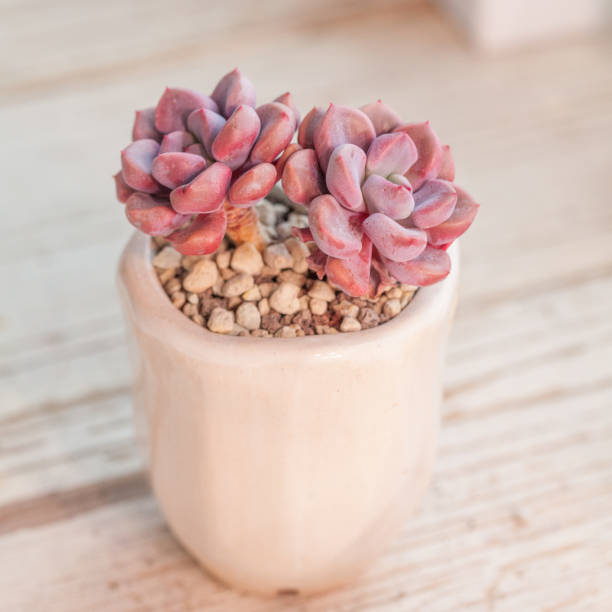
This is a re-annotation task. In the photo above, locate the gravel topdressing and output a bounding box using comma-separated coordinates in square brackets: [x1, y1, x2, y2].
[151, 199, 417, 338]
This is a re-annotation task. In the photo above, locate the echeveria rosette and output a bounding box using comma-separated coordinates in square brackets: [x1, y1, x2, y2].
[114, 69, 299, 255]
[281, 102, 479, 296]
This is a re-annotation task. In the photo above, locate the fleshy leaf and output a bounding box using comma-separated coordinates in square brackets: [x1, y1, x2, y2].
[211, 68, 256, 117]
[281, 148, 325, 205]
[125, 192, 189, 236]
[275, 143, 302, 182]
[297, 106, 325, 148]
[184, 143, 206, 157]
[228, 162, 277, 206]
[187, 108, 226, 157]
[113, 171, 134, 203]
[152, 152, 207, 189]
[362, 213, 426, 262]
[438, 144, 455, 181]
[155, 87, 218, 133]
[325, 235, 372, 297]
[360, 101, 401, 135]
[274, 92, 301, 125]
[313, 104, 376, 172]
[366, 132, 417, 177]
[168, 211, 227, 255]
[292, 226, 314, 242]
[159, 130, 195, 154]
[393, 121, 442, 190]
[120, 139, 160, 193]
[308, 194, 365, 258]
[250, 102, 296, 164]
[427, 186, 479, 246]
[211, 104, 261, 170]
[326, 144, 367, 212]
[132, 108, 161, 141]
[169, 162, 232, 214]
[412, 179, 457, 229]
[384, 245, 451, 286]
[362, 174, 414, 219]
[306, 246, 328, 279]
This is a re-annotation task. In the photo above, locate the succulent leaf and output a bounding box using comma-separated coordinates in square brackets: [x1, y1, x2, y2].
[121, 139, 161, 193]
[362, 213, 426, 262]
[168, 210, 227, 255]
[152, 152, 207, 189]
[325, 235, 372, 297]
[250, 102, 296, 164]
[326, 144, 367, 212]
[366, 132, 417, 177]
[159, 130, 195, 154]
[384, 245, 451, 286]
[132, 108, 161, 141]
[297, 106, 325, 148]
[281, 148, 325, 205]
[274, 92, 301, 124]
[125, 192, 189, 236]
[211, 68, 256, 117]
[211, 104, 261, 170]
[308, 194, 365, 258]
[184, 143, 206, 157]
[275, 143, 302, 182]
[411, 179, 457, 229]
[438, 144, 455, 181]
[228, 162, 277, 206]
[393, 121, 442, 191]
[313, 104, 376, 172]
[187, 108, 226, 157]
[362, 174, 414, 219]
[426, 186, 479, 246]
[169, 162, 232, 214]
[113, 171, 134, 203]
[360, 101, 401, 135]
[155, 87, 218, 133]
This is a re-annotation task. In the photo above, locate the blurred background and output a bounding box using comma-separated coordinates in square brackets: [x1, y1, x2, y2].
[1, 1, 612, 610]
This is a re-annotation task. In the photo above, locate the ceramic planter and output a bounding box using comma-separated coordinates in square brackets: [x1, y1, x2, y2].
[117, 231, 459, 595]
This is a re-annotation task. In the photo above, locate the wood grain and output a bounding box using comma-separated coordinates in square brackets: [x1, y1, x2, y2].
[1, 2, 611, 610]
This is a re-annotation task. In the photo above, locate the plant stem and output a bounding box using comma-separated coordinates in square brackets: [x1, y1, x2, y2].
[224, 199, 267, 251]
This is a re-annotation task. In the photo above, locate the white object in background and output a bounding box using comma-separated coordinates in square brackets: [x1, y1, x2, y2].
[434, 0, 612, 50]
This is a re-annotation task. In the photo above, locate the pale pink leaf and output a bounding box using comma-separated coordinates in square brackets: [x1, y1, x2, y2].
[326, 144, 367, 212]
[412, 179, 457, 229]
[211, 104, 261, 170]
[155, 87, 218, 133]
[250, 102, 296, 164]
[125, 192, 189, 236]
[168, 211, 227, 255]
[362, 212, 426, 262]
[169, 162, 232, 214]
[152, 152, 207, 189]
[384, 245, 451, 286]
[120, 139, 160, 193]
[211, 68, 256, 117]
[362, 174, 414, 219]
[281, 148, 325, 205]
[228, 162, 277, 206]
[393, 121, 442, 190]
[366, 132, 417, 177]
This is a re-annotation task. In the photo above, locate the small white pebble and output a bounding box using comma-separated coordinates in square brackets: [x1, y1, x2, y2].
[386, 287, 402, 299]
[276, 222, 293, 239]
[153, 246, 182, 269]
[236, 302, 261, 331]
[298, 295, 309, 311]
[333, 301, 359, 318]
[277, 270, 306, 287]
[383, 299, 401, 318]
[231, 242, 264, 275]
[242, 286, 262, 301]
[400, 291, 415, 308]
[269, 282, 301, 315]
[187, 293, 199, 305]
[258, 298, 270, 316]
[222, 273, 254, 297]
[309, 298, 327, 315]
[308, 280, 335, 302]
[207, 307, 234, 334]
[256, 200, 277, 226]
[183, 259, 218, 293]
[275, 326, 297, 338]
[216, 250, 232, 269]
[259, 282, 277, 298]
[263, 243, 293, 270]
[227, 296, 242, 309]
[340, 316, 362, 333]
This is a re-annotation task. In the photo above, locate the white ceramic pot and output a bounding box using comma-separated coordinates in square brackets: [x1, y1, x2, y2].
[117, 232, 459, 596]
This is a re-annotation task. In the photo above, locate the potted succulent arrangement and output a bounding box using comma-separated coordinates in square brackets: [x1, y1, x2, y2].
[116, 69, 479, 596]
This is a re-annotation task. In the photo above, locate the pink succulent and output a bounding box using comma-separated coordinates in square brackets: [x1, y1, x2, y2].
[281, 102, 479, 296]
[114, 69, 299, 254]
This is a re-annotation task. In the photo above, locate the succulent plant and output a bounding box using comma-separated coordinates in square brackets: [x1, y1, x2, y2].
[280, 102, 479, 296]
[114, 69, 299, 254]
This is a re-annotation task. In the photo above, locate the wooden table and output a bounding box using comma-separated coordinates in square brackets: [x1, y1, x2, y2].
[1, 2, 611, 610]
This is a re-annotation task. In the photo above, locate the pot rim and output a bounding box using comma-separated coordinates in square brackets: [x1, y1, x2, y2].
[118, 231, 459, 361]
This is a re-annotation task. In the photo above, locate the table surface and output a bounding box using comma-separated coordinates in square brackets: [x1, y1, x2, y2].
[1, 2, 612, 610]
